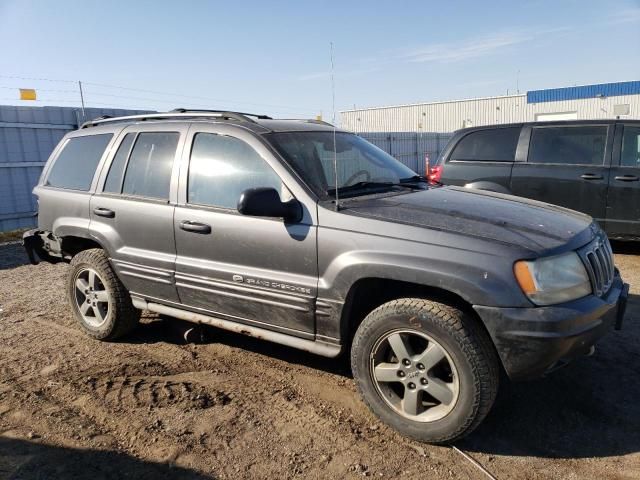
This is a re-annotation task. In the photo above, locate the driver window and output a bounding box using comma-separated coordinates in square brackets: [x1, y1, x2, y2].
[188, 133, 288, 209]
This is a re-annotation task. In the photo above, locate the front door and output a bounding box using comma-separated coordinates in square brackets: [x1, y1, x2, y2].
[510, 124, 612, 224]
[173, 126, 318, 337]
[90, 125, 187, 302]
[605, 124, 640, 238]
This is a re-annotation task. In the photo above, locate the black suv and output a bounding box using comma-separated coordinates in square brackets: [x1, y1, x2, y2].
[433, 120, 640, 239]
[23, 110, 628, 443]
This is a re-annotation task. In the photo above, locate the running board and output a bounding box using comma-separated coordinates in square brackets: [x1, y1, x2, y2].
[132, 297, 342, 358]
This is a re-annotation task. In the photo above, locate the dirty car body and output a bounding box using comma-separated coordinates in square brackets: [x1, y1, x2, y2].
[23, 110, 629, 443]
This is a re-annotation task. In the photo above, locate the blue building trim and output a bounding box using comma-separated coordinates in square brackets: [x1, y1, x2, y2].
[527, 80, 640, 104]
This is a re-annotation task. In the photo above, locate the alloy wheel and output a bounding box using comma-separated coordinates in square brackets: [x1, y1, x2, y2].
[74, 268, 110, 328]
[370, 329, 460, 422]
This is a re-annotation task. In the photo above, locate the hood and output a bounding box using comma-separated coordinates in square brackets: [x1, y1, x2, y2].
[341, 186, 595, 252]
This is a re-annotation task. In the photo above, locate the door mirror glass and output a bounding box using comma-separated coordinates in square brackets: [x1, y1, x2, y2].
[237, 187, 301, 222]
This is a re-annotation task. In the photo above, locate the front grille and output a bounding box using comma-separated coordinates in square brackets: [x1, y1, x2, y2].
[581, 237, 615, 297]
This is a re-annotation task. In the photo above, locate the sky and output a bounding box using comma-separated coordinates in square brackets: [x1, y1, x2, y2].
[0, 0, 639, 121]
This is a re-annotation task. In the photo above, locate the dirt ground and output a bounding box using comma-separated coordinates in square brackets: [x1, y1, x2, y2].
[0, 241, 639, 479]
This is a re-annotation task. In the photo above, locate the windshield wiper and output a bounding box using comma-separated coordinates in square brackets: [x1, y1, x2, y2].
[399, 175, 441, 187]
[326, 181, 396, 196]
[399, 175, 427, 183]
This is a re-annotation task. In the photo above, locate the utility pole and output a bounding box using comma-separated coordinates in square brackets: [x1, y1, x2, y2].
[78, 81, 86, 120]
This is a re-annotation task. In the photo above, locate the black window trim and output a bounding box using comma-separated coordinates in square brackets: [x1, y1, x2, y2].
[525, 123, 611, 167]
[100, 131, 139, 194]
[185, 131, 289, 213]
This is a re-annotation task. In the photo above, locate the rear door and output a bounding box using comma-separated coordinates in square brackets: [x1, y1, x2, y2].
[90, 124, 187, 302]
[439, 126, 522, 193]
[173, 124, 318, 337]
[605, 123, 640, 238]
[510, 124, 613, 223]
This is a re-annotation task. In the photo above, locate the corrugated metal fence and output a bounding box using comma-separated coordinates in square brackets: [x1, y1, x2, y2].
[358, 132, 453, 175]
[0, 105, 151, 232]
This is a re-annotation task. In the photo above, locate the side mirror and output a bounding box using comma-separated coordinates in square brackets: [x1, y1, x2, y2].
[237, 188, 302, 223]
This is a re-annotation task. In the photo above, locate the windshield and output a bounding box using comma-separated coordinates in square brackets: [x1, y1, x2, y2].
[267, 132, 418, 198]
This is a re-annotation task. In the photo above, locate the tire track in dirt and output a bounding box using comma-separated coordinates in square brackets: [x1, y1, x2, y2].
[1, 261, 482, 478]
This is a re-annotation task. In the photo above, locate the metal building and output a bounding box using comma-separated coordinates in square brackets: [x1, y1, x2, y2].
[0, 105, 151, 232]
[342, 80, 640, 176]
[341, 80, 640, 133]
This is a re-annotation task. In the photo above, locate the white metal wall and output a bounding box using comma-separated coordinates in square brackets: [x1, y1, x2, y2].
[341, 94, 640, 133]
[0, 105, 152, 232]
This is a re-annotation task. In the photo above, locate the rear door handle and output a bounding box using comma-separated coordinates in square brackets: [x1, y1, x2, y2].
[580, 173, 603, 180]
[614, 175, 639, 182]
[179, 220, 212, 234]
[93, 207, 115, 218]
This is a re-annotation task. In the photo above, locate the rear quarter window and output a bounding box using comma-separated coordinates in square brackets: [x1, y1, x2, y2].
[45, 134, 113, 191]
[450, 127, 520, 162]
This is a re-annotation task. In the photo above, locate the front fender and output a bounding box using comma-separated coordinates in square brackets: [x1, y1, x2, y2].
[319, 249, 530, 308]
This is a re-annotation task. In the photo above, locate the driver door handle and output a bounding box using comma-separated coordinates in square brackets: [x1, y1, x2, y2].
[580, 173, 603, 180]
[179, 220, 212, 234]
[614, 175, 639, 182]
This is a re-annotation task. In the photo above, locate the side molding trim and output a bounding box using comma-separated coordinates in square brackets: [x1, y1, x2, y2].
[131, 297, 342, 358]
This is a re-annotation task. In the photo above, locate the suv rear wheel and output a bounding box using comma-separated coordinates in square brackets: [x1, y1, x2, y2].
[351, 298, 499, 443]
[67, 249, 139, 340]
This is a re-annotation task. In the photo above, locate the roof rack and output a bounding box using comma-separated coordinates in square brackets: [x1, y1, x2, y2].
[170, 108, 273, 120]
[80, 109, 272, 129]
[278, 118, 335, 127]
[303, 119, 335, 127]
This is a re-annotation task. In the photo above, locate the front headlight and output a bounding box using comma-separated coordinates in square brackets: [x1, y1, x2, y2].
[514, 251, 592, 306]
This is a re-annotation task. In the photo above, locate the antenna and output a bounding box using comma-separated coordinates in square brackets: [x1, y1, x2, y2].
[330, 41, 340, 211]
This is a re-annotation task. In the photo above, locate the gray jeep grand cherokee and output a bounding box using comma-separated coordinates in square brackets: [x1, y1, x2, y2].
[23, 109, 629, 443]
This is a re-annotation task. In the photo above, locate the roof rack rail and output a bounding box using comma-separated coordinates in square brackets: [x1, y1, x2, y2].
[170, 108, 273, 120]
[303, 119, 335, 127]
[80, 109, 272, 129]
[278, 118, 335, 127]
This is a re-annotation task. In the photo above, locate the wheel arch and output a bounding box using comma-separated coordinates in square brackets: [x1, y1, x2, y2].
[60, 235, 105, 258]
[339, 277, 503, 373]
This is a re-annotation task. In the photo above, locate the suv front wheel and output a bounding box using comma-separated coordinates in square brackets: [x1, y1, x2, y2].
[67, 248, 140, 340]
[351, 298, 499, 443]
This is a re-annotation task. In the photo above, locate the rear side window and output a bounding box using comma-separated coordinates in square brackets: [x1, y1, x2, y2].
[121, 132, 179, 199]
[621, 126, 640, 167]
[528, 126, 607, 165]
[103, 133, 136, 193]
[188, 133, 283, 209]
[46, 134, 113, 190]
[450, 128, 520, 162]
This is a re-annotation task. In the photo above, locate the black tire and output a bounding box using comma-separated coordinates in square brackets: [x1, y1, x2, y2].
[351, 298, 499, 444]
[67, 248, 140, 340]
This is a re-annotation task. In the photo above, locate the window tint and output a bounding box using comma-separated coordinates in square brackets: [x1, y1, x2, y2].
[103, 133, 135, 193]
[529, 126, 607, 165]
[121, 132, 179, 199]
[188, 133, 283, 209]
[46, 134, 113, 190]
[621, 126, 640, 168]
[450, 128, 520, 162]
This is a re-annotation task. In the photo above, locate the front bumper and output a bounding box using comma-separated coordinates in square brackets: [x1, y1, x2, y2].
[474, 274, 628, 381]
